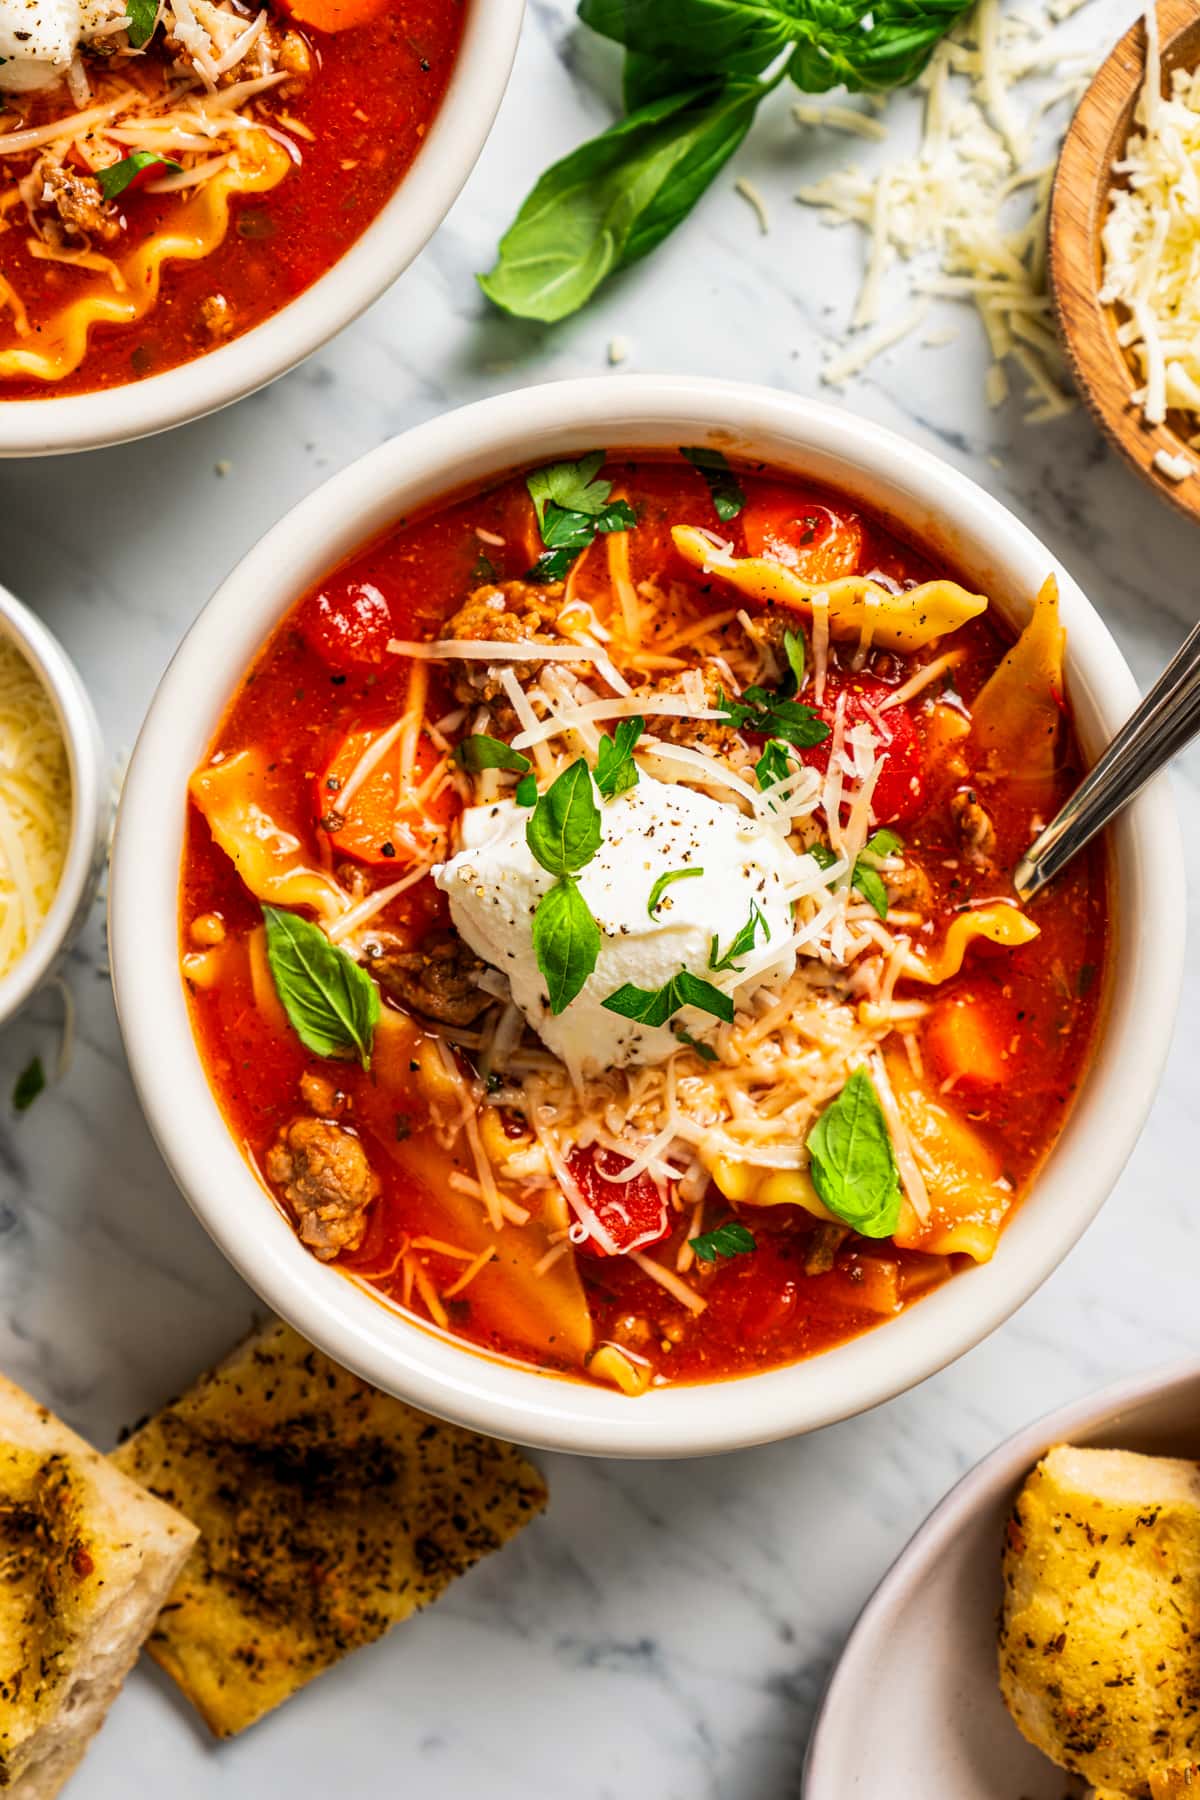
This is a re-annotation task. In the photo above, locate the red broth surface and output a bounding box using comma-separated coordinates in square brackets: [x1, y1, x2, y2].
[0, 1, 462, 399]
[180, 457, 1109, 1389]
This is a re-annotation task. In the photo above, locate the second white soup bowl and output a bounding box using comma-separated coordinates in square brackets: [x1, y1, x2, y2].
[110, 377, 1184, 1458]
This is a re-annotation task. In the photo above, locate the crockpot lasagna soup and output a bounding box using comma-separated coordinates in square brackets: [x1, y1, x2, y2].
[0, 0, 461, 394]
[181, 451, 1108, 1396]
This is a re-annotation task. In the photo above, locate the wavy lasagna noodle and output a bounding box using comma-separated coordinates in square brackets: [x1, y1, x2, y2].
[0, 0, 462, 393]
[180, 454, 1109, 1394]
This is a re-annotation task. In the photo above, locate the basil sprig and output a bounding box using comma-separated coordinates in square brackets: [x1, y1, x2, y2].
[681, 446, 746, 522]
[709, 899, 769, 972]
[263, 905, 380, 1069]
[648, 865, 703, 916]
[454, 733, 531, 775]
[96, 151, 181, 200]
[526, 760, 605, 1014]
[691, 1220, 757, 1262]
[481, 0, 974, 323]
[595, 715, 644, 799]
[603, 968, 734, 1028]
[524, 452, 637, 583]
[807, 1068, 901, 1237]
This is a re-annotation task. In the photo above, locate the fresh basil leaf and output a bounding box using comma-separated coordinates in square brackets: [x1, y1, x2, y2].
[755, 738, 792, 791]
[674, 970, 735, 1020]
[453, 733, 530, 774]
[532, 876, 601, 1015]
[95, 151, 181, 201]
[602, 967, 735, 1027]
[516, 773, 538, 807]
[674, 1024, 719, 1061]
[680, 445, 747, 521]
[690, 1220, 757, 1262]
[526, 547, 577, 584]
[808, 842, 838, 872]
[527, 452, 610, 528]
[595, 715, 644, 800]
[851, 863, 889, 920]
[648, 865, 703, 915]
[718, 685, 831, 748]
[12, 1055, 44, 1112]
[581, 0, 798, 77]
[263, 905, 380, 1069]
[807, 1068, 901, 1237]
[526, 759, 603, 876]
[782, 628, 806, 695]
[709, 899, 769, 972]
[624, 49, 694, 109]
[479, 79, 768, 323]
[864, 827, 903, 857]
[787, 0, 973, 94]
[124, 0, 159, 47]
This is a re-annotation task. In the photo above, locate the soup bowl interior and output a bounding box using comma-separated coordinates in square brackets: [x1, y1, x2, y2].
[0, 583, 106, 1026]
[110, 376, 1184, 1458]
[0, 0, 524, 458]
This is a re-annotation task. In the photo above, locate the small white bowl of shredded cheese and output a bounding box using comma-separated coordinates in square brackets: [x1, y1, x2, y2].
[0, 583, 105, 1027]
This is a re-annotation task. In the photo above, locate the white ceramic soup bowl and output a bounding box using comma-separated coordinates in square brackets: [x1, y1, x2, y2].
[804, 1358, 1200, 1798]
[0, 582, 106, 1026]
[0, 0, 524, 458]
[110, 376, 1184, 1458]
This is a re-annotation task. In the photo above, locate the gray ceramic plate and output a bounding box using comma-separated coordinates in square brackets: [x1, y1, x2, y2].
[804, 1360, 1200, 1797]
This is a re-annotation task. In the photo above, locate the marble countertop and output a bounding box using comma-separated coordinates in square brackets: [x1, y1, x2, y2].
[0, 0, 1196, 1792]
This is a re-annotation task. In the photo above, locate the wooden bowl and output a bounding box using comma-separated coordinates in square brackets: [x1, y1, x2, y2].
[1050, 0, 1200, 523]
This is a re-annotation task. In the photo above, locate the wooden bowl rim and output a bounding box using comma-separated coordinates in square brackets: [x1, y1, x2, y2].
[1049, 0, 1200, 525]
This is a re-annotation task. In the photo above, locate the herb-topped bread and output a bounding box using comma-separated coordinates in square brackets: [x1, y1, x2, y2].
[999, 1444, 1200, 1796]
[0, 1376, 199, 1798]
[110, 1319, 548, 1736]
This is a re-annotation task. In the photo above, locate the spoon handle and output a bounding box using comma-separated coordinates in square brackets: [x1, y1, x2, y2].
[1014, 619, 1200, 901]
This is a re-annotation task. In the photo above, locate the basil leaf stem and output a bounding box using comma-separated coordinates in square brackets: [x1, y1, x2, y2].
[647, 865, 703, 916]
[806, 1069, 901, 1237]
[690, 1220, 757, 1262]
[263, 906, 380, 1069]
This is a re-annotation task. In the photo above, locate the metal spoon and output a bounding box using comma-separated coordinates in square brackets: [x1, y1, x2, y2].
[1014, 619, 1200, 901]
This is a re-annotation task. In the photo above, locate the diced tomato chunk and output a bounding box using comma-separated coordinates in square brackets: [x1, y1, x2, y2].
[798, 670, 923, 826]
[317, 724, 457, 867]
[741, 484, 864, 583]
[566, 1147, 671, 1258]
[299, 576, 394, 671]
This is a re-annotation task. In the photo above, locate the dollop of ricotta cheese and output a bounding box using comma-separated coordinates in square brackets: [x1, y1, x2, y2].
[435, 771, 798, 1078]
[0, 0, 123, 90]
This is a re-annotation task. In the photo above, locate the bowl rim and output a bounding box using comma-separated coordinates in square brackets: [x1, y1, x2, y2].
[0, 0, 524, 458]
[802, 1354, 1200, 1794]
[110, 375, 1186, 1458]
[0, 582, 106, 1024]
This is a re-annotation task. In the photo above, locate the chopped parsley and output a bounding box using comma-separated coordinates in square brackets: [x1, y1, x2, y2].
[595, 715, 643, 799]
[524, 451, 637, 584]
[690, 1221, 757, 1262]
[680, 446, 746, 521]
